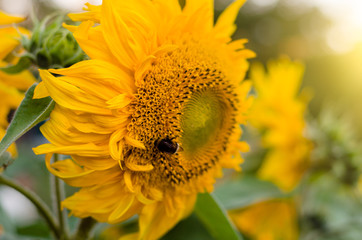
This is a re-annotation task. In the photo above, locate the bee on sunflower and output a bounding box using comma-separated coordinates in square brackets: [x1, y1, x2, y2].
[33, 0, 254, 239]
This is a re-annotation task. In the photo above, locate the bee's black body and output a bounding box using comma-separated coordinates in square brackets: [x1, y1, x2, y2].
[156, 137, 179, 154]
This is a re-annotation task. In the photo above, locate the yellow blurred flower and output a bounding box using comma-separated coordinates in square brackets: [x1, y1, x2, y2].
[0, 10, 30, 60]
[33, 0, 254, 239]
[0, 82, 24, 158]
[250, 57, 312, 192]
[230, 199, 299, 240]
[0, 10, 35, 158]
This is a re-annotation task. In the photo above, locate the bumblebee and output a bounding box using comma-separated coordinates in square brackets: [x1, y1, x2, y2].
[155, 137, 180, 154]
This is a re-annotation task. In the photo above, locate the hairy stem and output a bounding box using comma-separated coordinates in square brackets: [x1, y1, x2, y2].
[72, 217, 98, 240]
[52, 153, 69, 239]
[0, 174, 60, 238]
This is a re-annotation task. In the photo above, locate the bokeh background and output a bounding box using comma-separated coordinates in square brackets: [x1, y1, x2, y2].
[2, 0, 361, 128]
[1, 0, 362, 239]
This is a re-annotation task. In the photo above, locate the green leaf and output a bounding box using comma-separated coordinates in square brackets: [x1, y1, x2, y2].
[0, 201, 16, 234]
[162, 214, 213, 240]
[194, 193, 242, 240]
[17, 220, 51, 238]
[0, 57, 32, 74]
[213, 175, 284, 210]
[0, 83, 54, 168]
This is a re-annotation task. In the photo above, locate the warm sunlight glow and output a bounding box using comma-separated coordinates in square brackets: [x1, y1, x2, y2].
[307, 0, 362, 53]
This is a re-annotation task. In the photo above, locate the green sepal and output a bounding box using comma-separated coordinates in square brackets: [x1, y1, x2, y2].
[194, 193, 242, 240]
[0, 83, 54, 169]
[0, 152, 12, 171]
[0, 57, 32, 75]
[21, 14, 85, 70]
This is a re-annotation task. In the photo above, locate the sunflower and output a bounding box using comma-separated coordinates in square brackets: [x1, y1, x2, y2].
[230, 199, 299, 240]
[0, 10, 27, 60]
[250, 57, 312, 192]
[33, 0, 254, 239]
[0, 10, 35, 158]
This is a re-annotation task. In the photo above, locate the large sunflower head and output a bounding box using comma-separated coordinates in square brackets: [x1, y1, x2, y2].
[33, 0, 254, 239]
[250, 57, 312, 192]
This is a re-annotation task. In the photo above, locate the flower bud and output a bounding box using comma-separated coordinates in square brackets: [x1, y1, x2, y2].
[22, 15, 85, 69]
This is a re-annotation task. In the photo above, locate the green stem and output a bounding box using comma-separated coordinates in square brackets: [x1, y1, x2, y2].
[72, 217, 98, 240]
[0, 174, 60, 238]
[52, 154, 69, 239]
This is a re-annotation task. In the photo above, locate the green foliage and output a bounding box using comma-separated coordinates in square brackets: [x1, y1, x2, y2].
[0, 203, 15, 236]
[162, 214, 214, 240]
[214, 175, 284, 210]
[0, 84, 54, 169]
[300, 174, 362, 240]
[194, 193, 242, 240]
[163, 193, 245, 240]
[308, 108, 362, 186]
[16, 220, 50, 238]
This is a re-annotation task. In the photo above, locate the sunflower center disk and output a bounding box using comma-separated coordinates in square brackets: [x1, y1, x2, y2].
[126, 45, 238, 189]
[181, 90, 225, 158]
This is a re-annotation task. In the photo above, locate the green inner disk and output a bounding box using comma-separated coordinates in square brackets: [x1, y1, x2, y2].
[180, 89, 225, 156]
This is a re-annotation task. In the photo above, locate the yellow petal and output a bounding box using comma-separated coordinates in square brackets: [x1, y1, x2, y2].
[47, 158, 121, 188]
[101, 0, 144, 69]
[124, 136, 145, 149]
[214, 0, 247, 38]
[108, 195, 135, 223]
[71, 21, 118, 67]
[0, 27, 29, 59]
[136, 192, 155, 205]
[39, 70, 112, 115]
[62, 185, 123, 219]
[153, 0, 181, 17]
[39, 114, 109, 147]
[183, 0, 213, 33]
[72, 155, 117, 171]
[0, 128, 17, 158]
[139, 195, 196, 240]
[230, 199, 298, 240]
[125, 162, 154, 172]
[109, 128, 127, 161]
[124, 171, 136, 193]
[134, 55, 156, 87]
[33, 143, 109, 157]
[33, 82, 49, 99]
[0, 10, 24, 25]
[68, 3, 101, 23]
[106, 94, 134, 109]
[49, 59, 135, 95]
